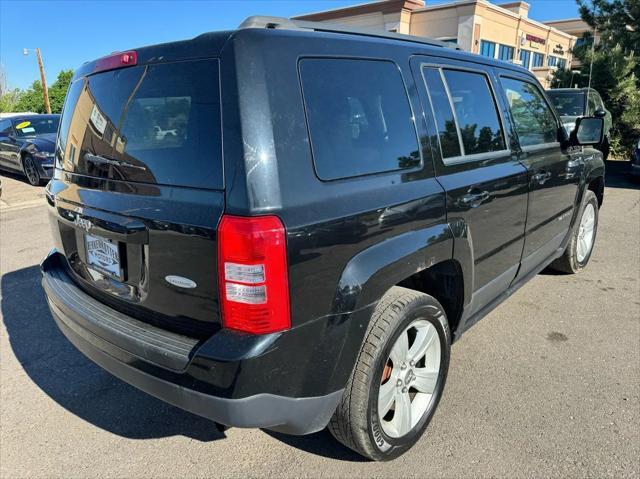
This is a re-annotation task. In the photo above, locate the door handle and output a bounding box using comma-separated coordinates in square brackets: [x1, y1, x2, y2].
[532, 171, 552, 184]
[461, 190, 490, 208]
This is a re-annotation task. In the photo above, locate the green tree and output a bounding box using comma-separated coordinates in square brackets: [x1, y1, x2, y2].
[48, 69, 74, 113]
[0, 88, 23, 113]
[554, 0, 640, 158]
[15, 80, 45, 113]
[4, 69, 73, 114]
[578, 0, 640, 78]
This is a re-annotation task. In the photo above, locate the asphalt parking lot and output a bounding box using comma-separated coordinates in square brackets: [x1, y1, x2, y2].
[1, 163, 639, 478]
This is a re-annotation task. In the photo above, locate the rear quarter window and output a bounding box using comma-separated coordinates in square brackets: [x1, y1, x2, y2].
[299, 58, 421, 181]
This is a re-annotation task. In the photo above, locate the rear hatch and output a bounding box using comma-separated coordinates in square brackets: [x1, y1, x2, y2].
[50, 53, 224, 339]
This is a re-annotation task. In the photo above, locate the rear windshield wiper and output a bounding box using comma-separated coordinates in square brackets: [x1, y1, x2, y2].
[84, 153, 147, 171]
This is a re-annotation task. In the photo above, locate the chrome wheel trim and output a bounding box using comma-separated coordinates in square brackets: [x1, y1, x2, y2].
[378, 319, 441, 439]
[24, 157, 39, 185]
[576, 203, 595, 263]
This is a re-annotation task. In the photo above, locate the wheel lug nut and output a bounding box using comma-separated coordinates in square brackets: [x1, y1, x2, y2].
[396, 379, 403, 387]
[402, 387, 408, 393]
[409, 360, 415, 367]
[401, 363, 407, 370]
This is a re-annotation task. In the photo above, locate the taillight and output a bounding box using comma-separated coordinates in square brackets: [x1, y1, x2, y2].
[94, 51, 137, 73]
[218, 215, 291, 334]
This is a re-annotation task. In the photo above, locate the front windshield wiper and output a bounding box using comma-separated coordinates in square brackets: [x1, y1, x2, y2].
[84, 153, 147, 171]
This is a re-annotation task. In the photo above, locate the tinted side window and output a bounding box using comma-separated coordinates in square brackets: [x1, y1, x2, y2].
[500, 78, 558, 147]
[57, 78, 85, 163]
[299, 59, 420, 180]
[596, 94, 604, 110]
[594, 93, 604, 110]
[422, 68, 461, 159]
[442, 70, 506, 155]
[588, 93, 600, 114]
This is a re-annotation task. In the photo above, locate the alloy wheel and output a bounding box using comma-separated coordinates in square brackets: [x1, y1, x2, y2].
[23, 156, 40, 186]
[576, 203, 595, 262]
[378, 319, 441, 438]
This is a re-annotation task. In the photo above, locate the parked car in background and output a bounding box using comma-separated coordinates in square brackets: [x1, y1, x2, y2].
[546, 88, 612, 160]
[0, 114, 60, 185]
[632, 138, 640, 178]
[42, 17, 606, 461]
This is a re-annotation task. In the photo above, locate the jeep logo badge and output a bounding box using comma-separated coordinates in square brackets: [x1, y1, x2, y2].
[74, 216, 92, 232]
[165, 275, 197, 289]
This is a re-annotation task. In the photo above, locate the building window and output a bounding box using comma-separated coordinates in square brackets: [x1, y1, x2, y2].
[498, 45, 514, 61]
[480, 40, 496, 58]
[532, 52, 545, 67]
[548, 55, 558, 67]
[520, 49, 532, 69]
[557, 58, 567, 69]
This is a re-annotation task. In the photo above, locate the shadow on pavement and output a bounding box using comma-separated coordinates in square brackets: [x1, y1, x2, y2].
[264, 429, 368, 462]
[0, 169, 39, 186]
[1, 265, 223, 442]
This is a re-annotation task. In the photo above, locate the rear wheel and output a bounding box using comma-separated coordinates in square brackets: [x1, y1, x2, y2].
[22, 154, 42, 186]
[328, 286, 450, 461]
[549, 190, 599, 274]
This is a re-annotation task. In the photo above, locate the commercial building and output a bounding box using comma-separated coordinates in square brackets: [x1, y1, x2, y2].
[295, 0, 576, 87]
[543, 18, 596, 70]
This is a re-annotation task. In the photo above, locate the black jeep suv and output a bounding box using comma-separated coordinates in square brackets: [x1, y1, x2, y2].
[42, 17, 605, 461]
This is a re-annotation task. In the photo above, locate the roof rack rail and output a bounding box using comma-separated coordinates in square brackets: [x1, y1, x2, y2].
[238, 16, 460, 50]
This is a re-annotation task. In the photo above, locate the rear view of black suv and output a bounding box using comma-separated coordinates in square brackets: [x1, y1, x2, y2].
[42, 18, 606, 461]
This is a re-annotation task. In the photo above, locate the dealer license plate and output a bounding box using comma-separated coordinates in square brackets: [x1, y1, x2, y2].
[85, 233, 121, 279]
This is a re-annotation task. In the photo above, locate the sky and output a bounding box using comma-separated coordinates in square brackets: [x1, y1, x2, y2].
[0, 0, 583, 90]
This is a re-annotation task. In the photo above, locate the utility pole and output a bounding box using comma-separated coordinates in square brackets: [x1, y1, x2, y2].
[23, 47, 51, 114]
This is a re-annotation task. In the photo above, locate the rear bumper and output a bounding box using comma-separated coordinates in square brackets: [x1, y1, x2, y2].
[42, 251, 343, 435]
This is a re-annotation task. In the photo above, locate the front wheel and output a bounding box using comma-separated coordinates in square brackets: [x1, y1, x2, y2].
[328, 287, 450, 461]
[22, 154, 42, 186]
[549, 189, 599, 274]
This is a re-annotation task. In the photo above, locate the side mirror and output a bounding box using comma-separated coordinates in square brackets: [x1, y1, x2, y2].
[594, 109, 607, 118]
[570, 117, 604, 146]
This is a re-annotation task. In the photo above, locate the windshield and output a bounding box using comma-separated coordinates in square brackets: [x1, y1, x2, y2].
[13, 116, 59, 137]
[546, 92, 585, 117]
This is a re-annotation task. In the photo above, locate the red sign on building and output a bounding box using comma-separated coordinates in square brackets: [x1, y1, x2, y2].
[526, 34, 546, 45]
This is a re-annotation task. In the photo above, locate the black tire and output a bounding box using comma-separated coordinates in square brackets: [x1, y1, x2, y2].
[328, 286, 451, 461]
[549, 190, 599, 274]
[22, 154, 42, 186]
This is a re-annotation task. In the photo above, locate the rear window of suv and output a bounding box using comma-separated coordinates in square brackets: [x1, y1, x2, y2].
[57, 59, 222, 189]
[299, 58, 421, 181]
[546, 91, 585, 117]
